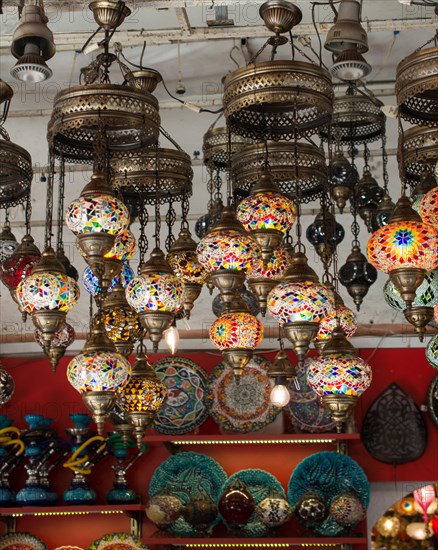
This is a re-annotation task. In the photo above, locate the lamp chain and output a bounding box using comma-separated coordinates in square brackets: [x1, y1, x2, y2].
[226, 125, 233, 205]
[397, 115, 408, 197]
[56, 154, 65, 252]
[350, 146, 360, 247]
[137, 194, 148, 267]
[25, 193, 32, 235]
[214, 167, 223, 201]
[207, 167, 214, 211]
[381, 132, 389, 194]
[181, 193, 190, 230]
[165, 193, 176, 252]
[44, 150, 56, 249]
[154, 145, 161, 249]
[363, 142, 370, 171]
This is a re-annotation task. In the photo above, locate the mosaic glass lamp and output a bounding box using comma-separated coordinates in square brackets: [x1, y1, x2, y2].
[236, 167, 296, 264]
[247, 247, 292, 316]
[126, 248, 183, 351]
[83, 262, 134, 296]
[65, 169, 130, 275]
[383, 270, 438, 341]
[210, 305, 264, 377]
[35, 322, 75, 371]
[120, 350, 168, 447]
[97, 228, 136, 292]
[197, 206, 261, 304]
[67, 317, 131, 435]
[411, 169, 436, 215]
[315, 303, 358, 354]
[420, 186, 438, 228]
[426, 333, 438, 370]
[368, 195, 438, 307]
[168, 227, 207, 319]
[17, 248, 79, 349]
[307, 327, 372, 432]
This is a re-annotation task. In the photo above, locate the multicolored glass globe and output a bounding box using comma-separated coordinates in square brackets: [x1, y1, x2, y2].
[267, 281, 334, 325]
[316, 306, 358, 342]
[209, 311, 264, 351]
[82, 262, 134, 296]
[197, 229, 260, 273]
[368, 199, 438, 275]
[247, 247, 291, 281]
[426, 333, 438, 370]
[167, 228, 207, 285]
[104, 228, 136, 261]
[384, 270, 438, 311]
[35, 322, 75, 350]
[307, 353, 372, 396]
[420, 186, 438, 228]
[126, 272, 183, 313]
[0, 234, 40, 291]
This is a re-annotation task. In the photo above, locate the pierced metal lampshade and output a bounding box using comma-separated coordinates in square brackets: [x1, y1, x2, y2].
[203, 126, 248, 172]
[402, 126, 438, 190]
[232, 141, 327, 205]
[396, 43, 438, 127]
[111, 148, 193, 208]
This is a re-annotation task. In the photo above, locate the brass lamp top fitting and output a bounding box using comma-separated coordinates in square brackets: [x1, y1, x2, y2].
[388, 195, 422, 224]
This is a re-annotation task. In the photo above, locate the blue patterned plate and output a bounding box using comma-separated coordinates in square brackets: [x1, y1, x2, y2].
[152, 356, 209, 435]
[206, 356, 281, 433]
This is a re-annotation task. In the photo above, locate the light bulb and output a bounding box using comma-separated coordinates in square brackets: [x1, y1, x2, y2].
[163, 325, 180, 355]
[270, 382, 290, 408]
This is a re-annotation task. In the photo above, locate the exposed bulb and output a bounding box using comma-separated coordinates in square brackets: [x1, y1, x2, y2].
[270, 382, 290, 408]
[163, 325, 180, 355]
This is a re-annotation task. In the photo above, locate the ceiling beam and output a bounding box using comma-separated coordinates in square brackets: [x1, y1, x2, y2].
[1, 18, 436, 52]
[2, 0, 267, 8]
[174, 7, 192, 36]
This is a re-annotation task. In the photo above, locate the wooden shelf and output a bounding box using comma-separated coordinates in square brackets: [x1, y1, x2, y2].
[144, 533, 367, 545]
[143, 433, 361, 444]
[0, 504, 145, 516]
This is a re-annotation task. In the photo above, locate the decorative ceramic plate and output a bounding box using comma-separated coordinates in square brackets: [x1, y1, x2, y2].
[220, 469, 285, 537]
[427, 374, 438, 429]
[88, 532, 149, 549]
[152, 356, 209, 435]
[0, 532, 47, 550]
[55, 547, 84, 550]
[206, 356, 281, 433]
[286, 358, 335, 433]
[149, 451, 227, 536]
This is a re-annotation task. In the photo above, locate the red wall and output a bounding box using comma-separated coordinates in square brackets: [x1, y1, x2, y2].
[0, 347, 437, 548]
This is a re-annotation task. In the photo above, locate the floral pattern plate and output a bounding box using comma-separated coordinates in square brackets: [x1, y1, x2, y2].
[206, 356, 281, 433]
[286, 358, 335, 433]
[0, 532, 47, 550]
[88, 532, 149, 549]
[152, 356, 209, 435]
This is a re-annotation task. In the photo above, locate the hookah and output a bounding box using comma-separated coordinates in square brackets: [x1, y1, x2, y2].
[0, 417, 25, 506]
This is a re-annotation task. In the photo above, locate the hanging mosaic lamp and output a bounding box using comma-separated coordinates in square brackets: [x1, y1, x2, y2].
[356, 167, 384, 232]
[328, 150, 359, 213]
[425, 332, 438, 370]
[167, 226, 207, 319]
[267, 251, 334, 364]
[103, 282, 143, 357]
[0, 222, 17, 263]
[16, 247, 79, 349]
[100, 227, 136, 292]
[65, 168, 130, 277]
[412, 169, 436, 214]
[247, 247, 291, 316]
[420, 186, 438, 229]
[35, 322, 75, 372]
[338, 244, 377, 311]
[83, 262, 134, 297]
[0, 234, 41, 314]
[306, 209, 345, 267]
[120, 349, 168, 447]
[126, 248, 183, 352]
[383, 270, 438, 341]
[212, 284, 260, 318]
[314, 298, 358, 354]
[368, 195, 438, 307]
[209, 303, 264, 377]
[236, 166, 296, 264]
[307, 327, 372, 432]
[197, 205, 261, 304]
[67, 316, 132, 435]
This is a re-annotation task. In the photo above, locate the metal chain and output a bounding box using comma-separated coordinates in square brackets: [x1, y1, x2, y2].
[44, 150, 56, 249]
[214, 168, 223, 200]
[397, 115, 408, 196]
[181, 193, 190, 230]
[137, 194, 149, 267]
[154, 146, 161, 249]
[363, 142, 370, 171]
[381, 131, 389, 193]
[25, 193, 32, 235]
[248, 39, 271, 65]
[93, 127, 107, 173]
[56, 154, 65, 252]
[226, 125, 233, 205]
[207, 168, 214, 211]
[165, 194, 176, 252]
[159, 126, 183, 152]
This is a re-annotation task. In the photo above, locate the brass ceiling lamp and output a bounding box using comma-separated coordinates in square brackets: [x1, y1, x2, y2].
[10, 1, 55, 82]
[223, 0, 333, 141]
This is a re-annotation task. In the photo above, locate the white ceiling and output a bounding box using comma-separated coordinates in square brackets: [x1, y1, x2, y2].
[1, 0, 437, 356]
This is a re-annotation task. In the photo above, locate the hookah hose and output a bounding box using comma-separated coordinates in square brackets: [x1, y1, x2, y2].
[63, 435, 106, 475]
[0, 427, 25, 455]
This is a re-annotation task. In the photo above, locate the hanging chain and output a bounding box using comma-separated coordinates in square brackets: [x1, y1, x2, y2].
[137, 193, 149, 267]
[181, 193, 190, 230]
[165, 194, 176, 252]
[93, 127, 107, 174]
[214, 167, 223, 201]
[397, 115, 407, 196]
[350, 145, 360, 247]
[226, 125, 233, 205]
[154, 145, 161, 249]
[381, 131, 389, 194]
[56, 154, 65, 252]
[25, 192, 31, 235]
[159, 126, 183, 152]
[363, 142, 370, 172]
[207, 167, 214, 211]
[44, 150, 56, 249]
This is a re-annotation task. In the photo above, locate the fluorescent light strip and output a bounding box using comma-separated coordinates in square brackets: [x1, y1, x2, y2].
[171, 439, 335, 445]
